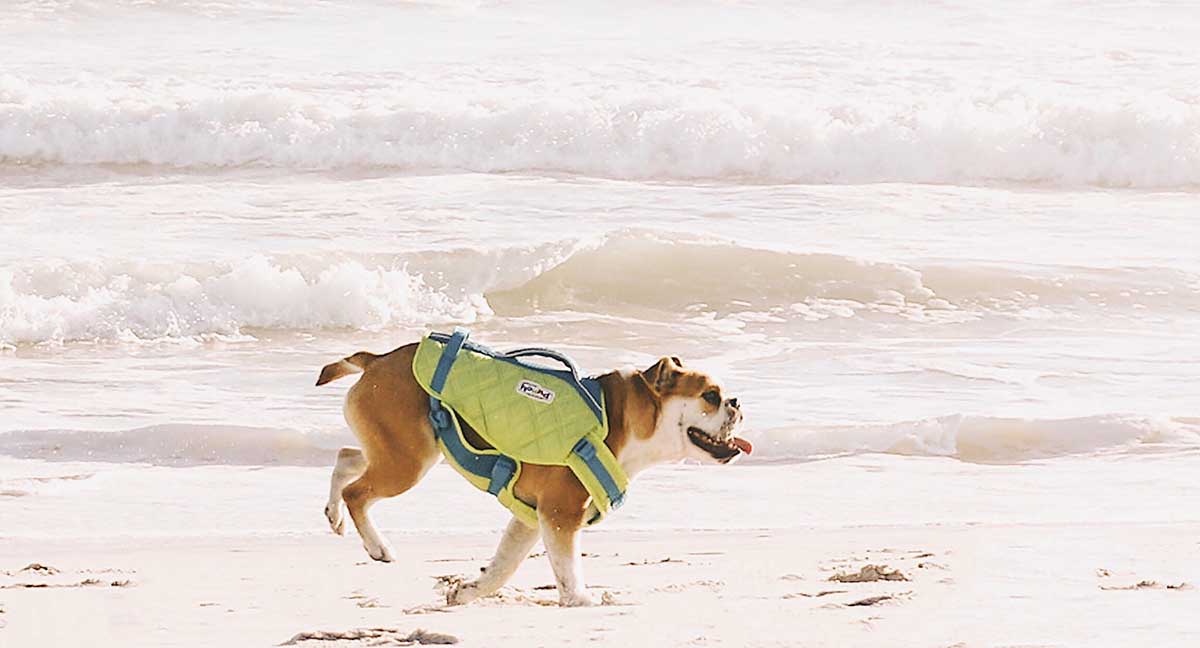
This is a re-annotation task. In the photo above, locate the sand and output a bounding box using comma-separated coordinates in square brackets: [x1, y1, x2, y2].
[3, 455, 1199, 647]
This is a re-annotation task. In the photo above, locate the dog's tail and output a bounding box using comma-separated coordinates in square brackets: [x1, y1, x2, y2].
[315, 352, 380, 386]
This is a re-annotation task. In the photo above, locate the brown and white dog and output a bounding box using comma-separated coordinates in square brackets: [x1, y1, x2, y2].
[316, 342, 751, 607]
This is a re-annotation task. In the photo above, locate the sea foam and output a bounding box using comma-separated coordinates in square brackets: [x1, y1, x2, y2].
[0, 256, 488, 345]
[4, 76, 1199, 187]
[3, 234, 1196, 345]
[3, 415, 1196, 467]
[752, 414, 1200, 464]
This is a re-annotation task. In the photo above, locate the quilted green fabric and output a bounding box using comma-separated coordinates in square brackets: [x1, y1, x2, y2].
[412, 336, 608, 464]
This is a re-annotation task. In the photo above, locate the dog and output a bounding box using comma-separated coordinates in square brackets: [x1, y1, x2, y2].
[316, 341, 750, 607]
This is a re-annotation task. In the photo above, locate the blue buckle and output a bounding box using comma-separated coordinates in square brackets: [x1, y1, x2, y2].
[572, 437, 597, 462]
[487, 455, 517, 496]
[428, 404, 452, 433]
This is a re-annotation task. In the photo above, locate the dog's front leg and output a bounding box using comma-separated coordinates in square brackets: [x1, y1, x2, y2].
[448, 516, 540, 605]
[539, 511, 593, 607]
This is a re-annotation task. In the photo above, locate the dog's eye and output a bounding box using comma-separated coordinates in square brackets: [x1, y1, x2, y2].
[702, 390, 721, 406]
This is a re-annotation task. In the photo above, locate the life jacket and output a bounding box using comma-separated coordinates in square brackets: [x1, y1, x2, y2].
[411, 328, 628, 528]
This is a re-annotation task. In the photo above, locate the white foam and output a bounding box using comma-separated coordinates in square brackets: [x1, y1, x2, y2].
[3, 76, 1199, 187]
[4, 414, 1196, 468]
[751, 414, 1200, 464]
[4, 234, 1196, 345]
[0, 256, 489, 345]
[0, 424, 339, 466]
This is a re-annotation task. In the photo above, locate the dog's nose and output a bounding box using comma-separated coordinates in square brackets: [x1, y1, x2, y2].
[728, 397, 739, 409]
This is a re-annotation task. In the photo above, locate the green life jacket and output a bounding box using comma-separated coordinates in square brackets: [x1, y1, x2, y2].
[411, 328, 628, 528]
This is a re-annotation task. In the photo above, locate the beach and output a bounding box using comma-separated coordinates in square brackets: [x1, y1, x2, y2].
[4, 1, 1200, 646]
[4, 453, 1199, 647]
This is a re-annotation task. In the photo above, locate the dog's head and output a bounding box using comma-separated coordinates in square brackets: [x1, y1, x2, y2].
[638, 356, 751, 464]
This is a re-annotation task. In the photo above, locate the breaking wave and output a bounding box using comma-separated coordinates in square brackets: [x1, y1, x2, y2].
[751, 414, 1200, 464]
[485, 235, 1199, 318]
[3, 415, 1197, 467]
[4, 76, 1200, 187]
[3, 233, 1196, 345]
[0, 255, 491, 345]
[0, 425, 337, 466]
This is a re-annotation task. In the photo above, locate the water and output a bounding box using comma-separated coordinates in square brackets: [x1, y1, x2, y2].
[3, 0, 1199, 466]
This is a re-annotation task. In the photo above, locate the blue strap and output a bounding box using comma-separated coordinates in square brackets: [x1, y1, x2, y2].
[430, 395, 503, 482]
[428, 396, 454, 432]
[571, 437, 625, 510]
[430, 327, 469, 394]
[427, 327, 521, 499]
[487, 455, 517, 495]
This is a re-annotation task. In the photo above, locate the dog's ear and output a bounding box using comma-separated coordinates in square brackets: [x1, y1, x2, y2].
[642, 356, 682, 395]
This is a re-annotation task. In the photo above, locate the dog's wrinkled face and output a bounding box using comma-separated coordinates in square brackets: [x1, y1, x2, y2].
[641, 356, 751, 464]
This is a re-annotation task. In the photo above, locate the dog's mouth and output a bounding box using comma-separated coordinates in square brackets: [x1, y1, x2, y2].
[687, 427, 753, 463]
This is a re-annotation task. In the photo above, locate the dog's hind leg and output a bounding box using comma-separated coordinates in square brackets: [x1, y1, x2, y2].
[335, 343, 441, 562]
[343, 468, 413, 563]
[447, 517, 540, 605]
[324, 447, 366, 535]
[342, 449, 438, 562]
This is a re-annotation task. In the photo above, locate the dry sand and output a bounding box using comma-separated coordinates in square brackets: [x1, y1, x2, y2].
[3, 454, 1199, 647]
[4, 521, 1198, 647]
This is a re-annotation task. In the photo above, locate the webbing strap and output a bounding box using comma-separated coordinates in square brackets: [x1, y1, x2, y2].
[487, 455, 517, 496]
[427, 327, 524, 503]
[571, 437, 626, 511]
[428, 326, 485, 476]
[429, 327, 469, 394]
[429, 397, 487, 478]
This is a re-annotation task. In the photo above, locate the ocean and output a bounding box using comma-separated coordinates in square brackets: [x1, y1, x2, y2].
[3, 0, 1199, 469]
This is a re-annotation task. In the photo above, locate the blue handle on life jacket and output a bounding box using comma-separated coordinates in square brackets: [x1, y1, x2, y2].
[501, 347, 604, 423]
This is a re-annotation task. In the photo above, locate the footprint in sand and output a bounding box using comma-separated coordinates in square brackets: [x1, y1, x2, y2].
[828, 565, 909, 583]
[653, 580, 724, 593]
[782, 590, 847, 599]
[17, 563, 60, 576]
[344, 591, 388, 609]
[280, 628, 458, 645]
[1099, 580, 1190, 591]
[1, 563, 134, 589]
[622, 557, 687, 566]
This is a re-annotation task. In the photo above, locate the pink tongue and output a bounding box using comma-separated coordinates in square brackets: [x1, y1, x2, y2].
[731, 437, 753, 455]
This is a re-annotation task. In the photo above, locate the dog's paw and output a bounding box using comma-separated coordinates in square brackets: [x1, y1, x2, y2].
[446, 580, 480, 606]
[364, 541, 394, 563]
[559, 590, 595, 607]
[324, 503, 345, 536]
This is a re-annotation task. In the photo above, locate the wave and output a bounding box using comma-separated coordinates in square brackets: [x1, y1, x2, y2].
[3, 415, 1196, 467]
[750, 414, 1200, 464]
[0, 425, 337, 466]
[4, 76, 1200, 187]
[0, 255, 490, 345]
[3, 234, 1196, 345]
[486, 234, 1198, 318]
[4, 0, 476, 19]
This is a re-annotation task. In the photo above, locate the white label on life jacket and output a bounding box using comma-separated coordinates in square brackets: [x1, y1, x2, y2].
[516, 380, 556, 404]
